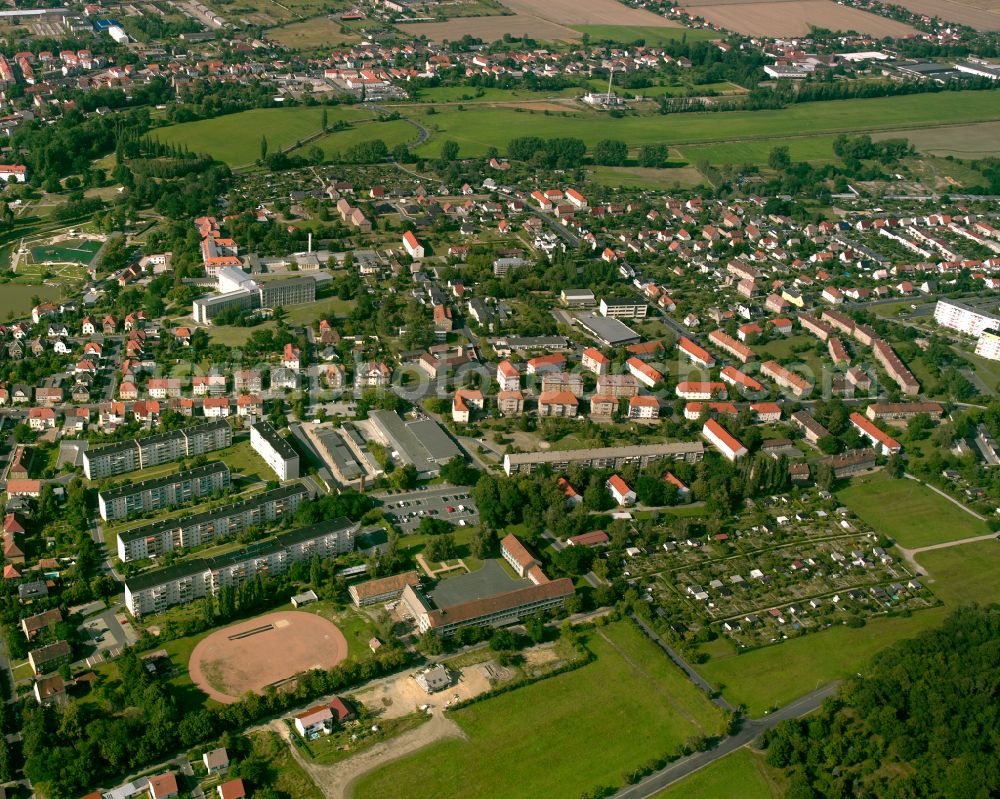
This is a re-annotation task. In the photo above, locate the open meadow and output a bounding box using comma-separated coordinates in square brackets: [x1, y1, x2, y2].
[411, 90, 1000, 157]
[0, 281, 63, 319]
[678, 0, 917, 37]
[152, 106, 374, 167]
[400, 15, 580, 42]
[291, 120, 418, 159]
[653, 748, 784, 799]
[873, 120, 1000, 158]
[915, 540, 1000, 607]
[836, 473, 991, 549]
[353, 621, 726, 799]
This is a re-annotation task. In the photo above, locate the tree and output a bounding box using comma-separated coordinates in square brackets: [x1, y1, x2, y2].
[424, 533, 456, 563]
[593, 138, 628, 166]
[441, 140, 459, 162]
[321, 107, 329, 132]
[390, 463, 418, 490]
[638, 143, 669, 168]
[260, 135, 268, 161]
[768, 145, 791, 171]
[470, 527, 497, 560]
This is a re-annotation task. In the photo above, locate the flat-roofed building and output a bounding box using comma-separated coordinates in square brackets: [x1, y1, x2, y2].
[504, 441, 703, 475]
[125, 518, 358, 616]
[116, 484, 307, 562]
[599, 298, 647, 319]
[250, 421, 300, 480]
[83, 420, 232, 480]
[98, 462, 231, 522]
[367, 410, 461, 478]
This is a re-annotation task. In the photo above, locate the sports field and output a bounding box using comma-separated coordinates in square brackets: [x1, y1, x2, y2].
[836, 473, 990, 548]
[188, 611, 348, 703]
[152, 106, 375, 167]
[353, 622, 725, 799]
[29, 238, 101, 264]
[652, 748, 783, 799]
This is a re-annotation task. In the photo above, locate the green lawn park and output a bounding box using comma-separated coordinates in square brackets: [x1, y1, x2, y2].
[836, 472, 991, 549]
[652, 748, 784, 799]
[353, 621, 726, 799]
[151, 106, 375, 167]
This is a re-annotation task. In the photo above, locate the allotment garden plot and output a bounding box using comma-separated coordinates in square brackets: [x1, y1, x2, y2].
[630, 496, 937, 649]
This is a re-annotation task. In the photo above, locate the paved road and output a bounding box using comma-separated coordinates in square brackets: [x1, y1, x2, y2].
[611, 681, 839, 799]
[630, 614, 735, 713]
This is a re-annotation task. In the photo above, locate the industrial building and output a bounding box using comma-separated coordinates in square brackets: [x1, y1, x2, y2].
[367, 410, 461, 477]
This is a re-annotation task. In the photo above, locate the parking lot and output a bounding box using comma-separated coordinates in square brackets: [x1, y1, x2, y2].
[375, 485, 479, 534]
[78, 604, 140, 665]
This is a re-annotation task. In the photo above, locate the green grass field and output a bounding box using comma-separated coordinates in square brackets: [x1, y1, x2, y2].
[680, 135, 839, 167]
[652, 748, 784, 799]
[284, 296, 356, 324]
[152, 106, 375, 166]
[915, 541, 1000, 607]
[252, 730, 324, 799]
[412, 90, 1000, 157]
[588, 164, 705, 188]
[291, 120, 418, 159]
[698, 609, 949, 716]
[837, 473, 990, 548]
[573, 24, 719, 45]
[354, 622, 725, 799]
[0, 281, 62, 319]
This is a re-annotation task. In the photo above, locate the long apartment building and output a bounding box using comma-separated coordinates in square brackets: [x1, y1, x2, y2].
[250, 421, 300, 480]
[116, 483, 307, 562]
[504, 441, 704, 475]
[872, 339, 919, 396]
[124, 517, 358, 616]
[934, 299, 1000, 337]
[98, 462, 231, 522]
[761, 360, 812, 398]
[83, 420, 233, 480]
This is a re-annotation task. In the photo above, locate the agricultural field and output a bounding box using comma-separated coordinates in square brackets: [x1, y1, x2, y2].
[353, 621, 726, 799]
[886, 0, 1000, 30]
[678, 0, 917, 37]
[501, 0, 683, 25]
[653, 748, 784, 799]
[411, 90, 1000, 157]
[399, 15, 580, 42]
[836, 473, 991, 549]
[152, 107, 375, 167]
[266, 17, 365, 48]
[574, 23, 720, 44]
[873, 120, 1000, 159]
[587, 164, 706, 189]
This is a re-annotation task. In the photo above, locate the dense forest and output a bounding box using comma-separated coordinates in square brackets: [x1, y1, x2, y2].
[762, 605, 1000, 798]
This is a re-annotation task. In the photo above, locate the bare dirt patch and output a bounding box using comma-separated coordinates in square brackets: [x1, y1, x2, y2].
[885, 0, 1000, 30]
[680, 0, 918, 36]
[189, 611, 349, 704]
[400, 14, 579, 41]
[502, 0, 682, 24]
[873, 121, 1000, 158]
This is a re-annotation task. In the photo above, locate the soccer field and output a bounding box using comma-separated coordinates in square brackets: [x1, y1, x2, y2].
[353, 621, 726, 799]
[837, 473, 990, 548]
